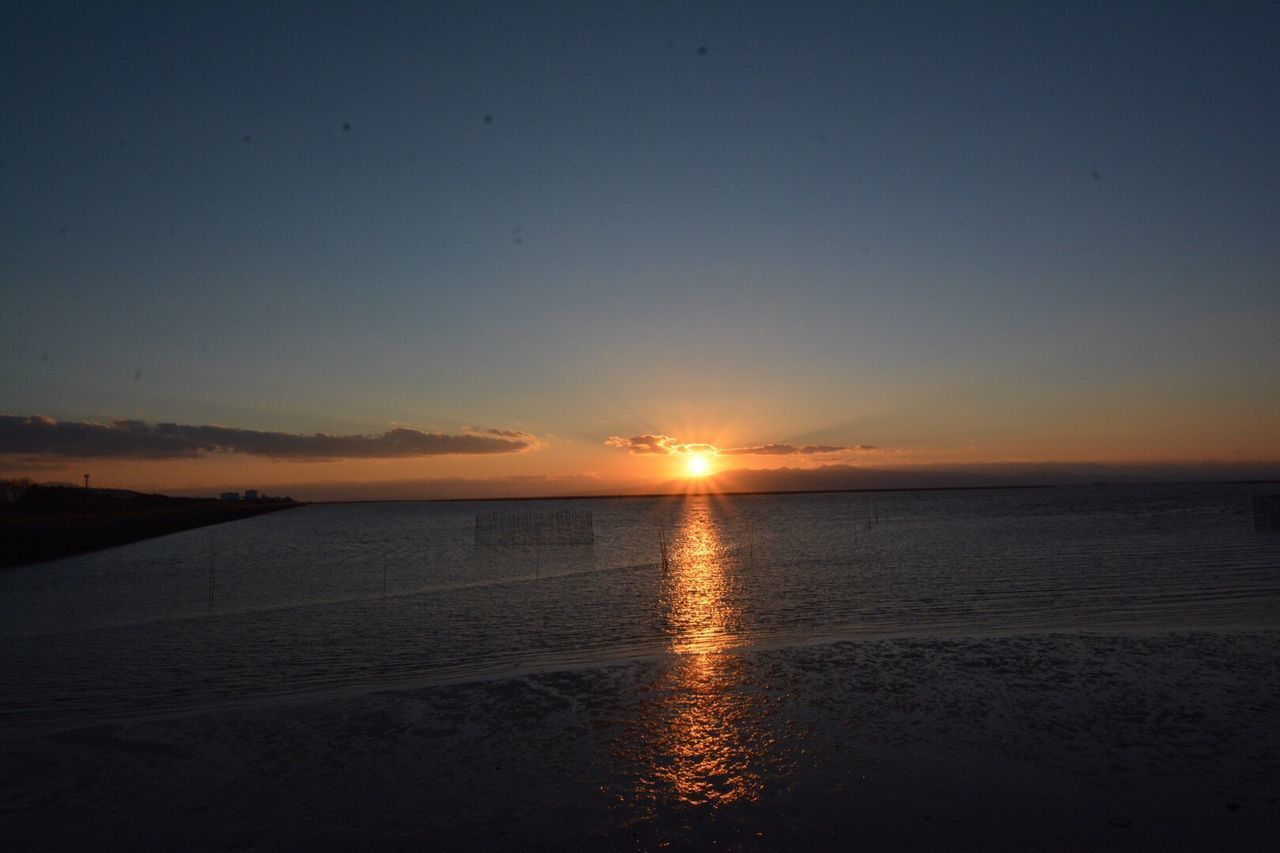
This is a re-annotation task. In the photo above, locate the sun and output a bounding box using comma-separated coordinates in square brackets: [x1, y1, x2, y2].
[686, 454, 711, 477]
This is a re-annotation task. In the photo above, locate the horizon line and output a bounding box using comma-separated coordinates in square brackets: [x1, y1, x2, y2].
[305, 478, 1280, 505]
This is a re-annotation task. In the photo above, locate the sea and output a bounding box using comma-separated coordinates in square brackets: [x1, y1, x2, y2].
[2, 482, 1278, 737]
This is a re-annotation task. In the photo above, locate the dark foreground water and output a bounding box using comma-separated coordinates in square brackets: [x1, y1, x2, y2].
[2, 483, 1278, 735]
[4, 483, 1280, 850]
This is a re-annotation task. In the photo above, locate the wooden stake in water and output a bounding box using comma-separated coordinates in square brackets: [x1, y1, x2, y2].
[208, 530, 216, 608]
[382, 563, 387, 598]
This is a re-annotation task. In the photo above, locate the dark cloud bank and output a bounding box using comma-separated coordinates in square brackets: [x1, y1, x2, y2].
[0, 416, 535, 460]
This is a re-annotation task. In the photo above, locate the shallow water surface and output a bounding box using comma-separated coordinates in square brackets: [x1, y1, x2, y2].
[2, 483, 1278, 734]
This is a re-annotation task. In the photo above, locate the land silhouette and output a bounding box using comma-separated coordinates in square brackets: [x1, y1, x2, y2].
[1, 483, 299, 567]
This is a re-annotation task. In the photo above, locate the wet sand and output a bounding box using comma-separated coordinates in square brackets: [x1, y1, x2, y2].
[3, 629, 1278, 850]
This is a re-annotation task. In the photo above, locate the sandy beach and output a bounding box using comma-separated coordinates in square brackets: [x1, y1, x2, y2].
[4, 629, 1277, 851]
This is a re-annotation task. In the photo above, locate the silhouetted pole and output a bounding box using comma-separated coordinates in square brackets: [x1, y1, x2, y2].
[208, 530, 216, 608]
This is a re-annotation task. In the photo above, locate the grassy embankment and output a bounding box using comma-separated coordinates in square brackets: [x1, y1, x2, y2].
[1, 485, 300, 568]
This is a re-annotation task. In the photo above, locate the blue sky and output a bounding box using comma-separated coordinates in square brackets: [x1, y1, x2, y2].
[3, 1, 1278, 494]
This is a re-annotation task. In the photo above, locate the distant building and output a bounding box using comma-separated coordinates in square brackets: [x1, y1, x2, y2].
[244, 489, 259, 501]
[220, 492, 240, 502]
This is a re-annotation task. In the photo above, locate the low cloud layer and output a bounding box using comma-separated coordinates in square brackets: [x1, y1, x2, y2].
[605, 434, 874, 457]
[0, 415, 536, 461]
[719, 443, 876, 456]
[604, 434, 715, 455]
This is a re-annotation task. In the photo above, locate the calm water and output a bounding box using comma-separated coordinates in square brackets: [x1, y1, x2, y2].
[2, 484, 1278, 734]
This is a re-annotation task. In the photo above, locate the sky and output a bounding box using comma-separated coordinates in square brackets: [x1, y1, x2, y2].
[3, 1, 1279, 498]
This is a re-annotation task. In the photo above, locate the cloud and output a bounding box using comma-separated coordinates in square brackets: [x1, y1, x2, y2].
[604, 433, 874, 456]
[0, 415, 536, 461]
[605, 434, 675, 454]
[472, 425, 539, 444]
[719, 443, 877, 456]
[674, 443, 718, 454]
[604, 434, 720, 455]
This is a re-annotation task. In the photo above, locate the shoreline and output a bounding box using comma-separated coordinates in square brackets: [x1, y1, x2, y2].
[0, 501, 302, 568]
[6, 623, 1278, 742]
[3, 628, 1277, 850]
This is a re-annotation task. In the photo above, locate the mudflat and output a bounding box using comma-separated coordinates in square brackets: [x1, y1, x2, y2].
[3, 630, 1277, 851]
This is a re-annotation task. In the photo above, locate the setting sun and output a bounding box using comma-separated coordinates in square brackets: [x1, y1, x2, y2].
[686, 454, 711, 477]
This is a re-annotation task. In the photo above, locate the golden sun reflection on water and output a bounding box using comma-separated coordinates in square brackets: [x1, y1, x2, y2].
[660, 500, 740, 655]
[621, 500, 772, 809]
